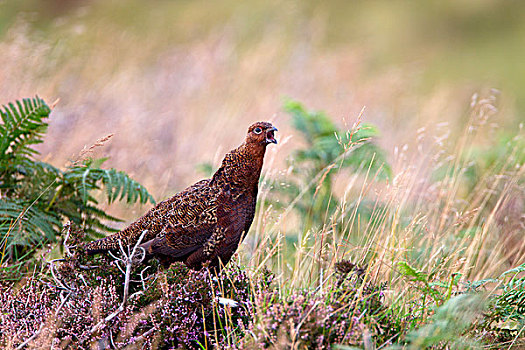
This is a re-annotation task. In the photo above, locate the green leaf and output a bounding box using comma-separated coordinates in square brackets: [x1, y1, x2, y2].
[397, 261, 428, 282]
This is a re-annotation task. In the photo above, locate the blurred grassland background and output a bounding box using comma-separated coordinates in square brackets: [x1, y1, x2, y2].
[2, 0, 524, 198]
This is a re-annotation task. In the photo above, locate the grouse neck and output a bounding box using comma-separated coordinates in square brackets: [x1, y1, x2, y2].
[212, 142, 267, 189]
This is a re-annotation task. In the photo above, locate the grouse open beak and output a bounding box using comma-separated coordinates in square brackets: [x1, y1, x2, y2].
[266, 126, 278, 144]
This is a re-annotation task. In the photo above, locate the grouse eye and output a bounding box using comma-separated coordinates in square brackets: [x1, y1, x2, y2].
[253, 127, 263, 134]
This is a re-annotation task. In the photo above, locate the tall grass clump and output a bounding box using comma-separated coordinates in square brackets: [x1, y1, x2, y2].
[273, 100, 391, 233]
[245, 93, 524, 348]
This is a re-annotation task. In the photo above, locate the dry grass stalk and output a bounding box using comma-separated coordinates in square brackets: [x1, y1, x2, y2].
[72, 133, 114, 166]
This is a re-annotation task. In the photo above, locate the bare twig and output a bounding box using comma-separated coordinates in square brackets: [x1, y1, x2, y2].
[15, 324, 45, 350]
[49, 259, 73, 292]
[62, 222, 73, 257]
[78, 264, 99, 270]
[126, 327, 155, 346]
[89, 230, 148, 335]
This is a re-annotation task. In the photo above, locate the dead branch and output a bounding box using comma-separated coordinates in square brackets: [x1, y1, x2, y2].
[89, 230, 148, 335]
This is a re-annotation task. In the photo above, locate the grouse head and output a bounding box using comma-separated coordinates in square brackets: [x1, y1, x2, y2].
[246, 121, 278, 146]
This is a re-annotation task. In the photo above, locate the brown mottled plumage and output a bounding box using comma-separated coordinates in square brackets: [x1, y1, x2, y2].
[84, 122, 277, 271]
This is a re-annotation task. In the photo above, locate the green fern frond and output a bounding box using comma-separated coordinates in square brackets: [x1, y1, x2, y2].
[0, 199, 59, 252]
[0, 96, 50, 160]
[64, 161, 155, 205]
[0, 96, 155, 272]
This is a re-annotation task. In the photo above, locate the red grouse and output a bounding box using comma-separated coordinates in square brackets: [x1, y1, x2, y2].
[84, 122, 277, 271]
